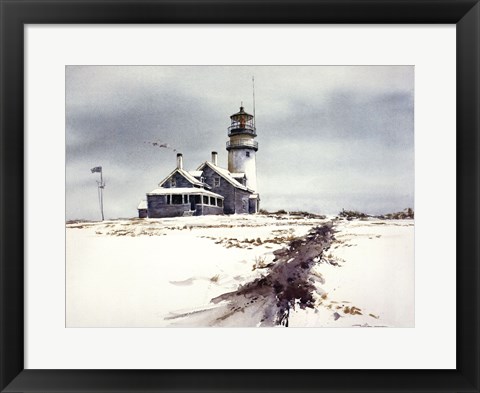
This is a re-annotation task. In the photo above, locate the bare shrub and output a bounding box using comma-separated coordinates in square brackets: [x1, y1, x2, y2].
[252, 255, 268, 271]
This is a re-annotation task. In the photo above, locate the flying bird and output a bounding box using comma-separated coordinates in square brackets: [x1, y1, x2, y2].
[144, 141, 177, 152]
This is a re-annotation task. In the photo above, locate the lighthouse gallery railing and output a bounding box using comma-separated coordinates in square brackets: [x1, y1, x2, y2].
[226, 139, 258, 150]
[228, 124, 257, 136]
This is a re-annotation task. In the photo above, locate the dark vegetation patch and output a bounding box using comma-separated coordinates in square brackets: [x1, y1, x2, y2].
[338, 208, 414, 221]
[211, 223, 335, 327]
[258, 209, 326, 219]
[66, 219, 92, 225]
[378, 208, 414, 220]
[212, 231, 297, 249]
[338, 209, 369, 220]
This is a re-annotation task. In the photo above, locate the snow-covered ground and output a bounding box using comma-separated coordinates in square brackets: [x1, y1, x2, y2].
[66, 215, 414, 327]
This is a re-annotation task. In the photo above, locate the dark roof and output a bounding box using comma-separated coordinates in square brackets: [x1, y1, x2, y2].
[158, 168, 205, 188]
[197, 161, 254, 193]
[230, 106, 253, 119]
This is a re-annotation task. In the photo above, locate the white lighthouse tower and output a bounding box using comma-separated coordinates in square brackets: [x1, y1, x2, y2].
[226, 105, 258, 191]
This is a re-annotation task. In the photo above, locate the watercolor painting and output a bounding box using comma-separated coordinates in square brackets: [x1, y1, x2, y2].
[66, 66, 414, 327]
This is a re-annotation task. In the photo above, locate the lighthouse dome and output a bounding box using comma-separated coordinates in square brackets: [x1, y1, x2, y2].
[230, 106, 254, 120]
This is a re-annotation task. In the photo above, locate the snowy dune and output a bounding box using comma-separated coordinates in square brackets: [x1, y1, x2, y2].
[66, 215, 414, 327]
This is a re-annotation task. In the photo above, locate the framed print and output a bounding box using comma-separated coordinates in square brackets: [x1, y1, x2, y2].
[1, 0, 479, 392]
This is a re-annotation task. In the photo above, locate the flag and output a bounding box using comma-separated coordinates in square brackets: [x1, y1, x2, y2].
[90, 166, 102, 173]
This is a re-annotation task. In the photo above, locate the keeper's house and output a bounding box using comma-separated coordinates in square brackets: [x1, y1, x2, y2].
[138, 106, 260, 218]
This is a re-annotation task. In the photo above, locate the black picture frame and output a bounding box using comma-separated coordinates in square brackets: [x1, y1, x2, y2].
[1, 1, 479, 392]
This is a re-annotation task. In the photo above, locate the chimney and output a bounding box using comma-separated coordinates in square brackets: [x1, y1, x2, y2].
[176, 153, 183, 169]
[211, 151, 218, 166]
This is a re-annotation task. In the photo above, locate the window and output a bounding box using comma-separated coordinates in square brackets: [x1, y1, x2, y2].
[210, 196, 215, 205]
[172, 195, 183, 204]
[217, 198, 223, 207]
[166, 195, 171, 204]
[246, 151, 250, 157]
[170, 177, 176, 187]
[195, 195, 201, 204]
[183, 195, 188, 204]
[203, 195, 208, 204]
[213, 177, 220, 187]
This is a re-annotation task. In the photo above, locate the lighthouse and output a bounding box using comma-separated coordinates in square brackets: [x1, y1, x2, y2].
[226, 105, 258, 191]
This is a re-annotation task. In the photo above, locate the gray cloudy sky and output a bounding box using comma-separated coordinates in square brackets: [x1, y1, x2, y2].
[66, 66, 414, 220]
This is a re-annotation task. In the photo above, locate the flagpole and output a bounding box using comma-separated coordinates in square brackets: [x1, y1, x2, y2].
[100, 169, 104, 221]
[91, 166, 105, 221]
